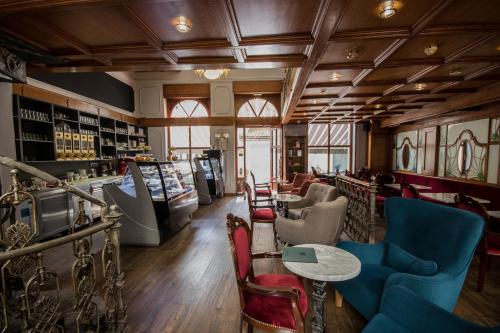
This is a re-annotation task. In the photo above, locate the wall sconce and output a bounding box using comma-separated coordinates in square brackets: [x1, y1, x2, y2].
[214, 131, 229, 151]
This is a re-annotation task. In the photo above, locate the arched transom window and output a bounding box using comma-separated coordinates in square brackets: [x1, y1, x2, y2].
[237, 98, 278, 117]
[171, 100, 208, 118]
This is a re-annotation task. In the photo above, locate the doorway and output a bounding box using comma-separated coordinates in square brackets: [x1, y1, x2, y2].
[236, 127, 281, 193]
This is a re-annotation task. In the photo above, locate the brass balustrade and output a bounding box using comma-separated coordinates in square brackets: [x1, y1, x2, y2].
[335, 175, 377, 244]
[0, 155, 126, 332]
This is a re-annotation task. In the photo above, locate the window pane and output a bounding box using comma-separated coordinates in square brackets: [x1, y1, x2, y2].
[238, 103, 255, 117]
[171, 103, 188, 118]
[330, 147, 349, 173]
[308, 147, 328, 173]
[237, 127, 244, 147]
[237, 148, 245, 178]
[330, 124, 350, 145]
[170, 126, 190, 147]
[191, 126, 210, 147]
[260, 101, 278, 117]
[308, 124, 329, 146]
[190, 102, 208, 117]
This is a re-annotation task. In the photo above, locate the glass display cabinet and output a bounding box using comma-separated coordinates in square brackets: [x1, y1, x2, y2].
[103, 161, 198, 246]
[193, 157, 224, 205]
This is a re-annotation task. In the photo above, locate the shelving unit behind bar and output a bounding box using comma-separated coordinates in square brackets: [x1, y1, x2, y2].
[284, 135, 307, 181]
[13, 94, 148, 162]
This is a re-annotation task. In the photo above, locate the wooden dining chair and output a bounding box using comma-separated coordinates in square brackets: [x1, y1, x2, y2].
[400, 182, 419, 199]
[244, 182, 278, 248]
[250, 171, 272, 197]
[226, 213, 308, 333]
[454, 193, 498, 292]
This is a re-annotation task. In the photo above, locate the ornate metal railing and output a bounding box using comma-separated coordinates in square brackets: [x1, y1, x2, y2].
[0, 156, 126, 332]
[335, 175, 377, 244]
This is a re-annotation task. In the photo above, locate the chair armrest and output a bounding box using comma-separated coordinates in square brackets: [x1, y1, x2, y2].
[336, 241, 386, 265]
[279, 184, 294, 192]
[252, 251, 282, 259]
[242, 281, 299, 300]
[384, 272, 459, 310]
[300, 207, 312, 220]
[378, 286, 491, 333]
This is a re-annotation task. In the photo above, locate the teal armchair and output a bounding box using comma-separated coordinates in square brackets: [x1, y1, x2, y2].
[333, 197, 484, 320]
[363, 285, 500, 333]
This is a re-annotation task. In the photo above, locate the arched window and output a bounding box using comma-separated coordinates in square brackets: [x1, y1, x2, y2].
[171, 100, 208, 118]
[237, 98, 278, 117]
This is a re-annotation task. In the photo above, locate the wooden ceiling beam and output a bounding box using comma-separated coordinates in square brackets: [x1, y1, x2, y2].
[282, 0, 350, 124]
[118, 5, 176, 65]
[30, 17, 111, 66]
[210, 0, 245, 63]
[381, 83, 500, 127]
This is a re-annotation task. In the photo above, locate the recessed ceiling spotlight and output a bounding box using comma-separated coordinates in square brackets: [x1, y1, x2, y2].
[424, 44, 438, 56]
[313, 99, 317, 104]
[449, 66, 462, 76]
[415, 83, 426, 91]
[496, 45, 500, 51]
[378, 0, 400, 19]
[329, 72, 341, 81]
[320, 88, 326, 95]
[172, 15, 192, 33]
[297, 120, 302, 123]
[374, 104, 383, 109]
[346, 47, 362, 60]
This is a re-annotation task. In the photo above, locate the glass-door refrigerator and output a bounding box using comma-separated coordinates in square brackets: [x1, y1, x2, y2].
[193, 156, 223, 205]
[103, 161, 198, 246]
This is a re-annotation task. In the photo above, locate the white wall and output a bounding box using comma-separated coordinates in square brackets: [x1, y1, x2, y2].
[0, 83, 15, 192]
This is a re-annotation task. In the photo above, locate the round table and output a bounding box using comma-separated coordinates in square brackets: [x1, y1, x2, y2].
[282, 244, 361, 333]
[272, 193, 302, 217]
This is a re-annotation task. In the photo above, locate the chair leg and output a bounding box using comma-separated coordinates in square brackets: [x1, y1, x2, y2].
[477, 252, 488, 292]
[241, 319, 252, 333]
[335, 290, 343, 308]
[272, 223, 278, 250]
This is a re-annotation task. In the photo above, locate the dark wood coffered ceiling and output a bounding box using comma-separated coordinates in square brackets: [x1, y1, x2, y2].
[0, 0, 499, 126]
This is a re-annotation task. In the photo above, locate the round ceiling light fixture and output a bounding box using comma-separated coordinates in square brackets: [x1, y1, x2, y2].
[415, 83, 426, 91]
[378, 0, 401, 19]
[449, 66, 462, 76]
[424, 44, 438, 56]
[194, 69, 230, 80]
[329, 72, 341, 81]
[173, 16, 192, 33]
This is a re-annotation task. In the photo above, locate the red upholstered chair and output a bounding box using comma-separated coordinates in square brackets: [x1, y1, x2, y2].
[455, 193, 498, 292]
[226, 214, 308, 333]
[279, 173, 314, 193]
[400, 182, 419, 199]
[297, 179, 320, 197]
[250, 171, 272, 197]
[244, 182, 278, 248]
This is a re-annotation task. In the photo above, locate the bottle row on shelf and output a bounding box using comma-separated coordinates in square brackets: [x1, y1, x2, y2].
[19, 108, 50, 122]
[21, 132, 51, 142]
[79, 115, 99, 126]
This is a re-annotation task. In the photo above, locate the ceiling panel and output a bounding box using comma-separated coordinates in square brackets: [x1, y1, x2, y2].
[130, 0, 227, 42]
[309, 69, 364, 83]
[364, 65, 429, 81]
[245, 45, 306, 56]
[431, 0, 500, 25]
[233, 0, 321, 37]
[320, 39, 396, 64]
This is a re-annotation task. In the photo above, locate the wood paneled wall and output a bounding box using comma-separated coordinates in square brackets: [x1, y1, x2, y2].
[367, 121, 392, 171]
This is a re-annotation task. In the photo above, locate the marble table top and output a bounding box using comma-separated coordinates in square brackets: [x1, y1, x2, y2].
[419, 192, 490, 204]
[282, 244, 361, 282]
[488, 211, 500, 219]
[385, 183, 432, 190]
[272, 193, 302, 202]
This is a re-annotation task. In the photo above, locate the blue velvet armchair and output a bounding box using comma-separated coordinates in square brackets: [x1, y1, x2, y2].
[363, 285, 500, 333]
[333, 197, 484, 320]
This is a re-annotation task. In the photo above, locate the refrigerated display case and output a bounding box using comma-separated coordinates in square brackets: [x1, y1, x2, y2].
[103, 161, 198, 246]
[193, 156, 223, 205]
[203, 149, 224, 184]
[166, 159, 196, 191]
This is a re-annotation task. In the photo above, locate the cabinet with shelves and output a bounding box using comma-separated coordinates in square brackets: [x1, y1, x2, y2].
[12, 95, 147, 162]
[284, 136, 307, 181]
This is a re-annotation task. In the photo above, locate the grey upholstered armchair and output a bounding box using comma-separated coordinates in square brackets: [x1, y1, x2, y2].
[287, 183, 337, 220]
[275, 196, 348, 246]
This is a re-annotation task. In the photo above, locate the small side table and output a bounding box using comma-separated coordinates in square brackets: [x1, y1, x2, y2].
[282, 244, 361, 333]
[272, 193, 301, 217]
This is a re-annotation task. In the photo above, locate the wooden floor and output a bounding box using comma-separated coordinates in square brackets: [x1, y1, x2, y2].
[45, 196, 500, 332]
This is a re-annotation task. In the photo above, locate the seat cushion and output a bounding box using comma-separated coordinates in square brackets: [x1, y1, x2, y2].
[252, 208, 275, 221]
[333, 264, 396, 320]
[256, 189, 272, 196]
[244, 274, 308, 330]
[486, 234, 500, 255]
[362, 314, 412, 333]
[376, 195, 386, 204]
[385, 243, 438, 276]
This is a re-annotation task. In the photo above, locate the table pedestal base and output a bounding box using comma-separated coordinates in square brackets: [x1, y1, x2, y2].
[312, 280, 326, 333]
